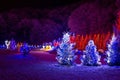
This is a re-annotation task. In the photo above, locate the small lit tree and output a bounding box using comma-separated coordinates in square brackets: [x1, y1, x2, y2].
[81, 40, 101, 66]
[9, 39, 16, 50]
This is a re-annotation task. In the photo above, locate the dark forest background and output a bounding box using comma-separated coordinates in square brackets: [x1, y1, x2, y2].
[0, 0, 119, 44]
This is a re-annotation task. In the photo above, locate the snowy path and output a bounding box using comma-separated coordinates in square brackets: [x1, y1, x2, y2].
[0, 50, 120, 80]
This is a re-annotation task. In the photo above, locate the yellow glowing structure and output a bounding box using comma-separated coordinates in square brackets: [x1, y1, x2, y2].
[45, 45, 52, 51]
[40, 45, 53, 51]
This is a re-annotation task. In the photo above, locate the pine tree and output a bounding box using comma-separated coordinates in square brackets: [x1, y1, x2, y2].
[81, 40, 101, 66]
[107, 35, 120, 66]
[9, 39, 16, 50]
[56, 32, 77, 65]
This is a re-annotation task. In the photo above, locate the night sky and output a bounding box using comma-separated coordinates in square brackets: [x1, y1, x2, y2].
[0, 0, 82, 11]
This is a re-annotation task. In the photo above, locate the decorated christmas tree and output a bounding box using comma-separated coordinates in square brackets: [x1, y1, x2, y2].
[81, 40, 101, 66]
[9, 39, 16, 50]
[20, 43, 30, 56]
[56, 32, 77, 65]
[107, 34, 120, 66]
[107, 11, 120, 66]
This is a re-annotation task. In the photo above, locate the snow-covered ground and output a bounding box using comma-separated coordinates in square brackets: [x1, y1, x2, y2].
[0, 50, 120, 80]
